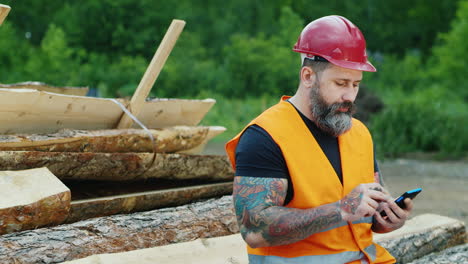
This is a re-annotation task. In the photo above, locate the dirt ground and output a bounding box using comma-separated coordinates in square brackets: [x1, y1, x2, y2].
[379, 159, 468, 226]
[204, 142, 468, 226]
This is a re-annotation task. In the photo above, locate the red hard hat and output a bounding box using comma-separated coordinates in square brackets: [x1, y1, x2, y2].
[293, 15, 376, 72]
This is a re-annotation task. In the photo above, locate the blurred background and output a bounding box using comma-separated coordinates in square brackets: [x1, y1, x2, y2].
[0, 0, 466, 159]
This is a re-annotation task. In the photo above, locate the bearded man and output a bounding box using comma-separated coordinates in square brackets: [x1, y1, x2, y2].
[226, 16, 413, 264]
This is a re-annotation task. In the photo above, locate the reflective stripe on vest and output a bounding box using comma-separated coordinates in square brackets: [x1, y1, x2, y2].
[320, 217, 373, 234]
[249, 244, 377, 264]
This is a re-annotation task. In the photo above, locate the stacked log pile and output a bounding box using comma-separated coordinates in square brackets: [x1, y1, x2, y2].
[0, 10, 235, 264]
[0, 196, 465, 264]
[0, 15, 234, 240]
[0, 125, 234, 234]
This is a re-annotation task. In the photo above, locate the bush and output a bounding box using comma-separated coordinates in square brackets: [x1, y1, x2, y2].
[429, 0, 468, 101]
[370, 87, 467, 158]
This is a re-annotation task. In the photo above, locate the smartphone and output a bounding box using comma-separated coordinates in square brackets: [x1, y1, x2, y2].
[380, 188, 422, 217]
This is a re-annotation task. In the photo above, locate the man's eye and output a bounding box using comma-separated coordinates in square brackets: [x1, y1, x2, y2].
[336, 82, 345, 86]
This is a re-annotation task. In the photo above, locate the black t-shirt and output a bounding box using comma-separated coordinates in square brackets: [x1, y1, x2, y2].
[235, 102, 379, 205]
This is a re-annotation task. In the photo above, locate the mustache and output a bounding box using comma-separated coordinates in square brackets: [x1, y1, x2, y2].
[328, 101, 356, 115]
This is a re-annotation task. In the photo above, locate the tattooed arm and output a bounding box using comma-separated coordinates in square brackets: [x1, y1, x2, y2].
[233, 176, 390, 248]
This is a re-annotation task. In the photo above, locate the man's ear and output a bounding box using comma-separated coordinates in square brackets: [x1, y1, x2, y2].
[300, 66, 316, 88]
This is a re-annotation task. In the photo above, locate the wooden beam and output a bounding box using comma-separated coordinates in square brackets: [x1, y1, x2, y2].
[0, 4, 10, 25]
[117, 19, 186, 129]
[0, 151, 234, 181]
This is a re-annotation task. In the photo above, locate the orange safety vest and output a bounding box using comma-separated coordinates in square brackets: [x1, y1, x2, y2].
[226, 97, 395, 264]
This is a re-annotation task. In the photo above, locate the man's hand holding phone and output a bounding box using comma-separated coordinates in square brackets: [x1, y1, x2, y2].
[372, 188, 421, 233]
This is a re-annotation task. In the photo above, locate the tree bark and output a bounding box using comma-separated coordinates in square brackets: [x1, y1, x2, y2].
[0, 151, 234, 181]
[0, 126, 210, 153]
[408, 243, 468, 264]
[0, 196, 238, 264]
[374, 214, 467, 263]
[66, 182, 233, 223]
[0, 168, 71, 235]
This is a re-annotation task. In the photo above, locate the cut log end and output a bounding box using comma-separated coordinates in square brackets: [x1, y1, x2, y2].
[0, 168, 71, 235]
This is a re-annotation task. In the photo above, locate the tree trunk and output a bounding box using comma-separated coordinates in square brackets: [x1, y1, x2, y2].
[0, 151, 234, 181]
[66, 182, 233, 223]
[0, 196, 238, 264]
[0, 168, 70, 235]
[0, 126, 210, 153]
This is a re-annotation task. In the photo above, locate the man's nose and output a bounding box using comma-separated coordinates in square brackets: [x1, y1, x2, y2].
[342, 90, 357, 102]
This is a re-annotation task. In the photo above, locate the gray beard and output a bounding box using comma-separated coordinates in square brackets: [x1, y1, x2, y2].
[309, 84, 355, 137]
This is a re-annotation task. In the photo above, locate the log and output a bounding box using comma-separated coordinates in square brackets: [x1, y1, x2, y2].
[374, 213, 467, 263]
[0, 168, 70, 235]
[66, 181, 233, 223]
[0, 193, 465, 264]
[408, 243, 468, 264]
[0, 89, 215, 133]
[62, 234, 247, 264]
[0, 82, 89, 96]
[0, 126, 212, 153]
[0, 151, 234, 181]
[0, 196, 238, 264]
[61, 213, 468, 264]
[178, 126, 226, 154]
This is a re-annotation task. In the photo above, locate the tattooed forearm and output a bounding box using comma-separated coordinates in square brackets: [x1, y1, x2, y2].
[233, 176, 343, 247]
[261, 203, 342, 245]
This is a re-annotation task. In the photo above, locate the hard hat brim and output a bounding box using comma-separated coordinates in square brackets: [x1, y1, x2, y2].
[294, 48, 377, 72]
[326, 56, 377, 72]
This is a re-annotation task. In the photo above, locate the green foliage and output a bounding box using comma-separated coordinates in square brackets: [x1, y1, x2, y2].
[370, 88, 467, 158]
[364, 52, 427, 98]
[363, 1, 468, 159]
[23, 24, 83, 86]
[93, 55, 148, 98]
[429, 0, 468, 101]
[0, 22, 33, 81]
[220, 6, 302, 97]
